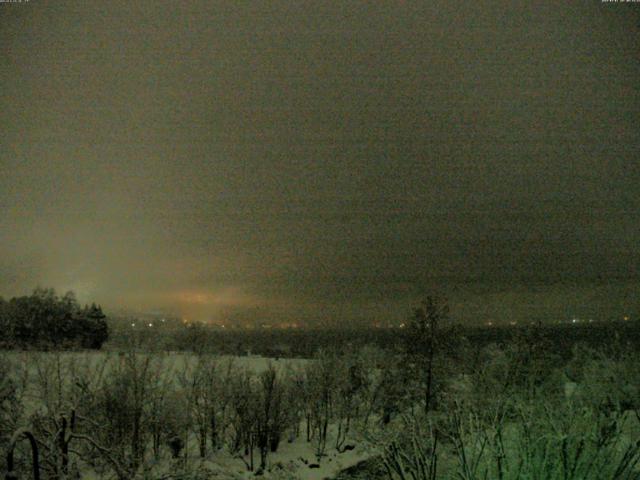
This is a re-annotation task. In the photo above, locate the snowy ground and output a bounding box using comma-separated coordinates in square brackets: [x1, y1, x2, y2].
[4, 351, 379, 480]
[182, 427, 378, 480]
[74, 428, 377, 480]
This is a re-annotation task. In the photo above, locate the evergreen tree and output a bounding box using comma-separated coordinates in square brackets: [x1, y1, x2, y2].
[0, 289, 109, 349]
[83, 303, 109, 349]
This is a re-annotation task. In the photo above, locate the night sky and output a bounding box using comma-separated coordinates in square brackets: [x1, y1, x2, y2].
[1, 1, 639, 325]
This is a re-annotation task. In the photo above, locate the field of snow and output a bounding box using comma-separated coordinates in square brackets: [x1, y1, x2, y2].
[3, 351, 380, 480]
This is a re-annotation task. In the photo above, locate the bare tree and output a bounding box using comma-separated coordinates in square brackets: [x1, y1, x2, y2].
[305, 350, 339, 460]
[407, 296, 449, 415]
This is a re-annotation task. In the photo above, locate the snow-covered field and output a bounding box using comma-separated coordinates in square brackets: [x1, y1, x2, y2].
[7, 346, 638, 479]
[3, 351, 380, 480]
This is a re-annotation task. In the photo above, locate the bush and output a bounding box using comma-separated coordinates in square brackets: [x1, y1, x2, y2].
[384, 339, 640, 480]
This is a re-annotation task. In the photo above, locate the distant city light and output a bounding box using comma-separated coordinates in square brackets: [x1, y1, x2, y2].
[131, 323, 135, 327]
[148, 323, 153, 327]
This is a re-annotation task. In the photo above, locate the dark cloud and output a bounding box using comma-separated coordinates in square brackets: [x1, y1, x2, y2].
[1, 1, 639, 323]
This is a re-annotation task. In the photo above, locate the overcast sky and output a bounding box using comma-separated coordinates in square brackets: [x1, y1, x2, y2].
[1, 1, 639, 324]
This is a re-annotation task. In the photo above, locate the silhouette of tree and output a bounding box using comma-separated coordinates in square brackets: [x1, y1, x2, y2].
[406, 295, 449, 414]
[0, 289, 109, 349]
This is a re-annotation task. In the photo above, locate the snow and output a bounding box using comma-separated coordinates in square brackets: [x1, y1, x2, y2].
[3, 351, 378, 480]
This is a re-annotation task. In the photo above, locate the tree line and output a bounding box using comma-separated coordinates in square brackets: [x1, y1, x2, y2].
[2, 296, 640, 479]
[0, 288, 109, 349]
[0, 295, 456, 479]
